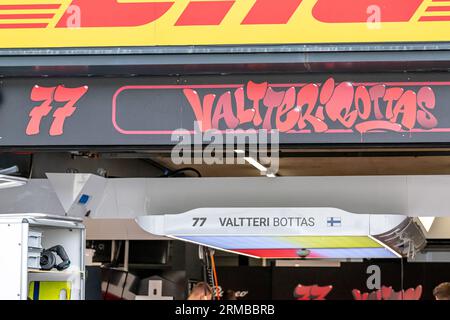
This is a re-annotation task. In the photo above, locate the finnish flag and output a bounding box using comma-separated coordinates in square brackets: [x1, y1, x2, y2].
[327, 217, 341, 227]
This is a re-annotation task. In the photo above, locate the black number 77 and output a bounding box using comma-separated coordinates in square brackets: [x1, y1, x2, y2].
[192, 217, 207, 227]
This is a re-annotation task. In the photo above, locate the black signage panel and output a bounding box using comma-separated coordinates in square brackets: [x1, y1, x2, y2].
[1, 73, 450, 148]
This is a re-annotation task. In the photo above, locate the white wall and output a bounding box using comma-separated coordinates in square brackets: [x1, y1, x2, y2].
[0, 179, 64, 215]
[3, 175, 450, 238]
[4, 175, 450, 218]
[92, 176, 450, 218]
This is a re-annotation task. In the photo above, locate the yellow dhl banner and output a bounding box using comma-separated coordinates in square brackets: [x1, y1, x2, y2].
[0, 0, 450, 49]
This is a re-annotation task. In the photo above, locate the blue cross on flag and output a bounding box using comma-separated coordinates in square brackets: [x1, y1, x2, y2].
[327, 217, 341, 227]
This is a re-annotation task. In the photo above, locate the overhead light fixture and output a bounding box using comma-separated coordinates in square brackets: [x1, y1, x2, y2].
[243, 157, 268, 172]
[235, 150, 276, 177]
[0, 174, 28, 189]
[0, 165, 19, 175]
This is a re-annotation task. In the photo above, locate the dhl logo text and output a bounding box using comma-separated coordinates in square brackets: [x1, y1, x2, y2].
[1, 1, 450, 48]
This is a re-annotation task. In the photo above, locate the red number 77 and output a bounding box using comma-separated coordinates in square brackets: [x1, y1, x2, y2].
[26, 85, 89, 136]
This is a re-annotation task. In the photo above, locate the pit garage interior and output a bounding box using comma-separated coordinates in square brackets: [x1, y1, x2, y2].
[2, 146, 450, 300]
[1, 29, 450, 300]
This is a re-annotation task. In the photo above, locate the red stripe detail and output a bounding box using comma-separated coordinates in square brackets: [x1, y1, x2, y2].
[234, 249, 322, 259]
[175, 1, 235, 26]
[426, 6, 450, 11]
[0, 13, 54, 19]
[0, 23, 48, 28]
[312, 0, 424, 23]
[56, 0, 174, 28]
[0, 4, 60, 10]
[420, 15, 450, 21]
[242, 0, 302, 24]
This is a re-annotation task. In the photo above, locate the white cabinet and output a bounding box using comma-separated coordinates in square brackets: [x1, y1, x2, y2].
[0, 214, 85, 300]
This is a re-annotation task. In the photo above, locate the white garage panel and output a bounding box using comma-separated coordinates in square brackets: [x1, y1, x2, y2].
[0, 223, 26, 300]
